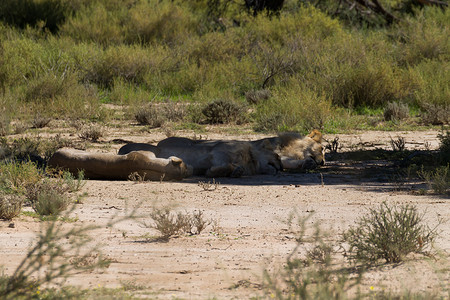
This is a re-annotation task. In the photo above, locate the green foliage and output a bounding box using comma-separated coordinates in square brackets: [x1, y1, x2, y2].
[344, 202, 438, 263]
[255, 85, 332, 132]
[419, 165, 450, 195]
[201, 99, 248, 124]
[134, 104, 166, 128]
[393, 7, 449, 66]
[0, 0, 448, 129]
[0, 160, 43, 194]
[31, 189, 71, 216]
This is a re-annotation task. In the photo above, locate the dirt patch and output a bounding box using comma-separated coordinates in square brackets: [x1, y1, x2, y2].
[1, 129, 449, 298]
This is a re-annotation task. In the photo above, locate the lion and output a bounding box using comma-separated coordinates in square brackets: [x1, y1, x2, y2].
[118, 129, 324, 178]
[119, 138, 282, 178]
[48, 148, 193, 181]
[251, 129, 325, 170]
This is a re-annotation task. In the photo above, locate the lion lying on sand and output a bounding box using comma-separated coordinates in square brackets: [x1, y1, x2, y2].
[119, 138, 282, 177]
[49, 130, 324, 180]
[118, 130, 325, 178]
[48, 148, 193, 181]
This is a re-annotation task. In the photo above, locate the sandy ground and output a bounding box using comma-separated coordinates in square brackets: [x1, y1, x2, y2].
[1, 128, 449, 299]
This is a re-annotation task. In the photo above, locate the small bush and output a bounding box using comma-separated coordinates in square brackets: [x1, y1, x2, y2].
[384, 101, 410, 121]
[62, 170, 85, 193]
[149, 207, 191, 239]
[31, 114, 51, 128]
[201, 99, 247, 124]
[25, 178, 69, 205]
[32, 189, 71, 216]
[148, 207, 210, 239]
[344, 202, 438, 264]
[134, 105, 166, 128]
[390, 136, 406, 152]
[78, 125, 105, 142]
[420, 103, 449, 125]
[419, 165, 450, 195]
[0, 192, 23, 220]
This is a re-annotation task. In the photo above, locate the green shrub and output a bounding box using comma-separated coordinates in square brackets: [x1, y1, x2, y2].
[419, 165, 450, 195]
[245, 89, 271, 104]
[344, 202, 438, 263]
[263, 212, 362, 300]
[384, 101, 410, 121]
[201, 99, 248, 124]
[60, 2, 125, 45]
[0, 160, 43, 194]
[393, 7, 449, 66]
[255, 85, 332, 132]
[82, 45, 152, 88]
[125, 0, 200, 45]
[78, 124, 105, 142]
[31, 189, 71, 216]
[134, 104, 166, 128]
[330, 61, 401, 108]
[410, 61, 449, 125]
[25, 178, 68, 205]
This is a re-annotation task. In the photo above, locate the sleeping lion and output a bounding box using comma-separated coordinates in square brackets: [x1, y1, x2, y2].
[118, 130, 325, 178]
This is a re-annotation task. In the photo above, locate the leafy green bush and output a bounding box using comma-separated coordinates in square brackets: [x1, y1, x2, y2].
[344, 202, 438, 263]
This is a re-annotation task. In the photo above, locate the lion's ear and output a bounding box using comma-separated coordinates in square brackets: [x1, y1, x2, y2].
[170, 156, 183, 165]
[308, 129, 323, 143]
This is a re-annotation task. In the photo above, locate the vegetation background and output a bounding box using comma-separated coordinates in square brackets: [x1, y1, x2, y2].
[0, 0, 448, 134]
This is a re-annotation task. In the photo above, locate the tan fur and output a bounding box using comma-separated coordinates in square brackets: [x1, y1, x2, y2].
[48, 148, 192, 181]
[119, 138, 282, 178]
[253, 130, 325, 170]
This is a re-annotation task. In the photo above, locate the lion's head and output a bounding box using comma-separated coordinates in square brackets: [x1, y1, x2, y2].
[277, 129, 325, 167]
